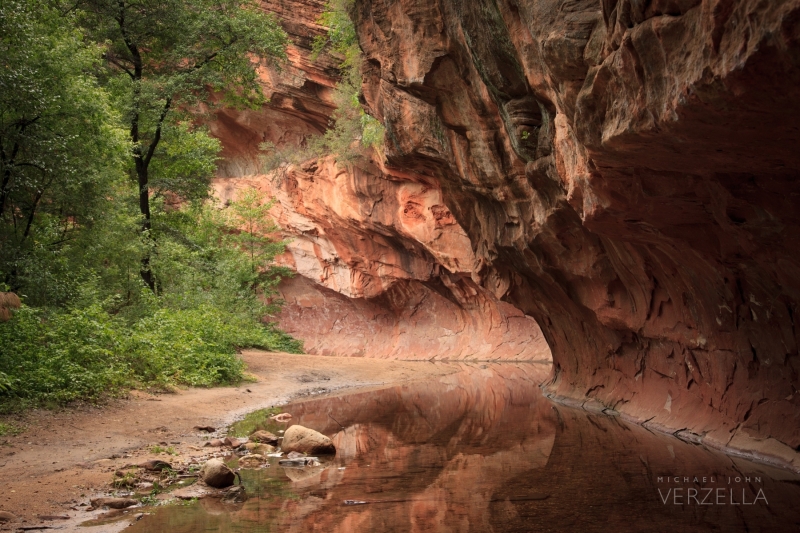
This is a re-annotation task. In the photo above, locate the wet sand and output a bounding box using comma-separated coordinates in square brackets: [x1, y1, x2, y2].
[0, 351, 459, 528]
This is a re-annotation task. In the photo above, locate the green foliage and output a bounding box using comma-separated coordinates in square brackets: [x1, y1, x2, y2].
[0, 305, 129, 406]
[112, 469, 138, 489]
[0, 0, 127, 290]
[140, 484, 163, 505]
[77, 0, 289, 291]
[227, 407, 282, 437]
[0, 191, 302, 410]
[148, 122, 222, 204]
[83, 0, 288, 111]
[225, 189, 286, 278]
[0, 373, 12, 394]
[310, 0, 385, 160]
[0, 422, 23, 436]
[0, 301, 297, 409]
[147, 191, 299, 327]
[0, 0, 302, 412]
[123, 306, 247, 387]
[9, 183, 144, 309]
[306, 72, 371, 162]
[311, 0, 358, 67]
[150, 445, 178, 455]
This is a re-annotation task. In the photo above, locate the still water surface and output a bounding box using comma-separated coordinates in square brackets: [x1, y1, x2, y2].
[123, 363, 800, 532]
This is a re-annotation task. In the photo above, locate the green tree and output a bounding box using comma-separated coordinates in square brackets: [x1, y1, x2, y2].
[0, 0, 126, 294]
[79, 0, 288, 290]
[149, 191, 291, 321]
[0, 1, 302, 411]
[226, 189, 285, 276]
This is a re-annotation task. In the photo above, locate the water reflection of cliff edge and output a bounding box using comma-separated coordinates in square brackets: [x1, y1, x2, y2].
[128, 363, 800, 533]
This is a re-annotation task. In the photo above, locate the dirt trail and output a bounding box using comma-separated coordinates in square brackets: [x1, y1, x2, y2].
[0, 351, 458, 529]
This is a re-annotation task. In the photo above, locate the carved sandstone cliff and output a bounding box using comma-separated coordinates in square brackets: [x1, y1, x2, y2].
[210, 0, 800, 469]
[210, 0, 551, 361]
[350, 0, 800, 468]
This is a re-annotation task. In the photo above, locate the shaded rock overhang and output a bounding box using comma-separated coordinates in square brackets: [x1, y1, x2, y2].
[212, 0, 800, 471]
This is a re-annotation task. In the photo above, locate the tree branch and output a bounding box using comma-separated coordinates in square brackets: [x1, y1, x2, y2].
[103, 53, 135, 79]
[11, 162, 47, 173]
[19, 174, 54, 246]
[143, 97, 171, 168]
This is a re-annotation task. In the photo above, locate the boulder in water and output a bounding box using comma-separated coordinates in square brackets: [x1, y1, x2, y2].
[200, 458, 235, 488]
[281, 425, 335, 455]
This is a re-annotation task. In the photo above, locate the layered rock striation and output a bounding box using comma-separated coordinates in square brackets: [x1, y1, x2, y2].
[351, 0, 800, 468]
[211, 0, 551, 361]
[211, 0, 340, 178]
[213, 163, 551, 361]
[212, 0, 800, 469]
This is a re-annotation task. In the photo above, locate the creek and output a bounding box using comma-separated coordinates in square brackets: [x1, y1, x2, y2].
[120, 363, 800, 532]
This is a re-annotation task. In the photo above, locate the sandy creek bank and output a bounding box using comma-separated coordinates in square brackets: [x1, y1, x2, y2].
[0, 351, 462, 530]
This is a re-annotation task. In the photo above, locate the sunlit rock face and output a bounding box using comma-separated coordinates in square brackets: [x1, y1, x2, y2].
[351, 0, 800, 468]
[276, 275, 550, 360]
[210, 0, 552, 362]
[213, 164, 551, 361]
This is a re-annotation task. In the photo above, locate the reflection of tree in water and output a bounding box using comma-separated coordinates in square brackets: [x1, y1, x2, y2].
[126, 364, 800, 533]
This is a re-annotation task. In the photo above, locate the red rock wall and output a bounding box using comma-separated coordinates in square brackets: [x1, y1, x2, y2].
[351, 0, 800, 469]
[210, 0, 552, 362]
[212, 0, 339, 178]
[212, 161, 551, 361]
[210, 0, 800, 469]
[275, 275, 550, 360]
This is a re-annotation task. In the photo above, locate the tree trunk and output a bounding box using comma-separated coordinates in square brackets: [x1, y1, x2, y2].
[135, 156, 156, 292]
[117, 1, 157, 292]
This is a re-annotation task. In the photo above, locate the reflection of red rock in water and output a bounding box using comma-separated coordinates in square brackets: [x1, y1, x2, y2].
[125, 365, 800, 533]
[255, 366, 800, 532]
[209, 0, 800, 469]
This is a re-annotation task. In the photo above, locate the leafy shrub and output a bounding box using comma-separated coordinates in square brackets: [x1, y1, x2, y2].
[0, 302, 300, 410]
[0, 422, 23, 436]
[0, 305, 128, 406]
[227, 407, 281, 437]
[123, 306, 249, 387]
[0, 187, 303, 411]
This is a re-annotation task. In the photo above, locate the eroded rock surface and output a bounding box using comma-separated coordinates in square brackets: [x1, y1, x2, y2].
[211, 0, 552, 363]
[350, 0, 800, 468]
[200, 458, 236, 488]
[211, 0, 800, 469]
[211, 0, 339, 178]
[282, 424, 336, 455]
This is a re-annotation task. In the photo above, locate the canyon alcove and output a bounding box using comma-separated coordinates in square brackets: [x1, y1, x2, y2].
[202, 0, 800, 530]
[213, 0, 800, 472]
[3, 0, 799, 530]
